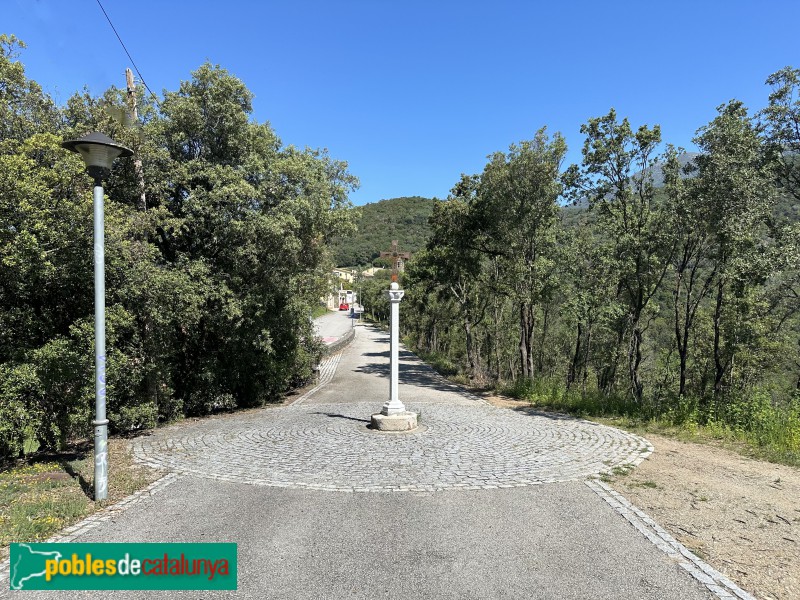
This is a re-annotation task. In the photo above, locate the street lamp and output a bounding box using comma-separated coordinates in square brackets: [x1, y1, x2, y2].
[62, 132, 133, 501]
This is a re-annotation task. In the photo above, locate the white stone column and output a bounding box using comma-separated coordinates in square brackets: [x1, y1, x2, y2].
[382, 282, 405, 415]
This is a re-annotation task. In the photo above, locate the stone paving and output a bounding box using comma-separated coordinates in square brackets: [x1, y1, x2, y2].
[132, 327, 654, 492]
[132, 401, 652, 492]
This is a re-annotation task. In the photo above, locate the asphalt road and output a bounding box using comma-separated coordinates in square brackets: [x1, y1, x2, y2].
[314, 309, 355, 343]
[4, 324, 715, 599]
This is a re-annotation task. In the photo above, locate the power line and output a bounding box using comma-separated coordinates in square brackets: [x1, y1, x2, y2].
[95, 0, 159, 104]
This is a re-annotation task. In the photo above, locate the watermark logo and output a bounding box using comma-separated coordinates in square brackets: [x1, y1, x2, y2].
[10, 543, 237, 590]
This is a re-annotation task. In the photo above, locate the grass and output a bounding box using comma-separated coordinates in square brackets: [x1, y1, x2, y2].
[424, 365, 800, 468]
[311, 305, 330, 319]
[0, 438, 162, 561]
[610, 464, 634, 476]
[498, 376, 800, 468]
[631, 480, 660, 489]
[407, 347, 460, 377]
[598, 414, 800, 467]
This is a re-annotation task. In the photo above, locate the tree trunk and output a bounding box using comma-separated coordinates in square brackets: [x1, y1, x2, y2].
[519, 303, 530, 379]
[582, 323, 592, 397]
[537, 305, 549, 374]
[713, 280, 726, 399]
[464, 317, 476, 378]
[526, 305, 536, 379]
[674, 270, 688, 397]
[600, 324, 626, 394]
[629, 325, 644, 402]
[493, 303, 502, 381]
[678, 346, 688, 398]
[567, 322, 583, 390]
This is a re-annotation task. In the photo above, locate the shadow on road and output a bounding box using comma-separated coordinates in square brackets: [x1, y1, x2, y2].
[311, 412, 371, 423]
[355, 350, 470, 395]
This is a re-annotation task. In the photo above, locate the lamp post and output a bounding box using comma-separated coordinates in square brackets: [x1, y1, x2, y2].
[62, 133, 133, 501]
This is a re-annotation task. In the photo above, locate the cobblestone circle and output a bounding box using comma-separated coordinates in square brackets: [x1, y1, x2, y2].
[132, 401, 652, 492]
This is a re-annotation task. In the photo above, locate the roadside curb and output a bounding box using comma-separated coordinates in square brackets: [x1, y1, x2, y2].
[321, 325, 355, 356]
[585, 478, 757, 600]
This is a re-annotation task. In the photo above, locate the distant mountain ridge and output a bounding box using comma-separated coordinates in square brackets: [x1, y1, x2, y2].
[333, 151, 792, 268]
[332, 196, 436, 267]
[641, 152, 700, 187]
[568, 151, 700, 209]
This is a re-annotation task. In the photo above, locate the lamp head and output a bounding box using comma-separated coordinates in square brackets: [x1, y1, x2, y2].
[62, 132, 133, 182]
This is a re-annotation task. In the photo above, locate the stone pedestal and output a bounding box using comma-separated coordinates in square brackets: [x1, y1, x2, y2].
[370, 411, 418, 431]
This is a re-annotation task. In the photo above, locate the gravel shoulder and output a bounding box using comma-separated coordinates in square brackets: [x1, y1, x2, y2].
[606, 433, 799, 600]
[483, 395, 800, 600]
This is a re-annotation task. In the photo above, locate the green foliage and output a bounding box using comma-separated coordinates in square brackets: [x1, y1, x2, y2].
[0, 462, 89, 546]
[0, 42, 356, 458]
[330, 196, 435, 266]
[760, 66, 800, 201]
[403, 68, 800, 464]
[358, 274, 391, 322]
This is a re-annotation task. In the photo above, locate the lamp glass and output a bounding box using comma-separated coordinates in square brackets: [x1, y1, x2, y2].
[75, 142, 126, 171]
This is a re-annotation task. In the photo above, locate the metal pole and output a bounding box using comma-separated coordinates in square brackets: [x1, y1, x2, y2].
[92, 181, 108, 501]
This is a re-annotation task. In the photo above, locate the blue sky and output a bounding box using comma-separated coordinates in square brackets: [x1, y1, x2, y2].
[5, 0, 799, 205]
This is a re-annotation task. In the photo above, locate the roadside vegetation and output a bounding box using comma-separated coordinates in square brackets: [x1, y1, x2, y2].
[500, 377, 800, 466]
[360, 66, 800, 467]
[0, 34, 357, 461]
[0, 439, 161, 560]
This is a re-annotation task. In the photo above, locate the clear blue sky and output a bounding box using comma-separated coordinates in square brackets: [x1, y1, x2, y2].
[6, 0, 799, 205]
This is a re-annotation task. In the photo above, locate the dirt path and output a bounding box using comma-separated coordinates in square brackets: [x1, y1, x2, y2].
[483, 395, 800, 600]
[607, 434, 799, 600]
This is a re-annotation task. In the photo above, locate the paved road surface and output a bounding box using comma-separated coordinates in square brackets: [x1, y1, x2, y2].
[4, 324, 718, 599]
[314, 309, 355, 344]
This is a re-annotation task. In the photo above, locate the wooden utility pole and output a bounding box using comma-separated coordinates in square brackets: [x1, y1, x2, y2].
[126, 68, 147, 211]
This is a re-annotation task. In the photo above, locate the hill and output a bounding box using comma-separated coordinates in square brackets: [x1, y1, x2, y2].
[332, 196, 436, 266]
[642, 151, 700, 187]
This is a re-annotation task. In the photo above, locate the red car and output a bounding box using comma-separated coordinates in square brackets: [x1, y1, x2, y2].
[339, 303, 349, 311]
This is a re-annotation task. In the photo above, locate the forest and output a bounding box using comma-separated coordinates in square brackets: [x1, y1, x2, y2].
[361, 67, 800, 463]
[0, 35, 357, 459]
[331, 195, 434, 267]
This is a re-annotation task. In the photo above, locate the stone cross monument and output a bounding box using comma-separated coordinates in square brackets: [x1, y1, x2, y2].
[379, 240, 412, 283]
[370, 282, 418, 431]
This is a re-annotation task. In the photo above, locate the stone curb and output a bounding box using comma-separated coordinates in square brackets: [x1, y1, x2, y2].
[321, 326, 355, 356]
[0, 471, 182, 595]
[290, 348, 347, 409]
[585, 478, 757, 600]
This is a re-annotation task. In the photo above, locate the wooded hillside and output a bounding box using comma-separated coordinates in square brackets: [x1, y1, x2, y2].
[331, 196, 434, 267]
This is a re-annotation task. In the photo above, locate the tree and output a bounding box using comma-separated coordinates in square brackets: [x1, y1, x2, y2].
[149, 63, 357, 408]
[566, 110, 673, 401]
[0, 45, 358, 457]
[693, 101, 777, 401]
[475, 128, 567, 380]
[0, 35, 60, 146]
[424, 177, 489, 379]
[662, 146, 718, 398]
[761, 67, 800, 201]
[561, 222, 620, 394]
[759, 68, 800, 392]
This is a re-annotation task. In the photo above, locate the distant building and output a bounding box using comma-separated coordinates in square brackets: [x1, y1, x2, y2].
[332, 268, 355, 283]
[360, 267, 382, 278]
